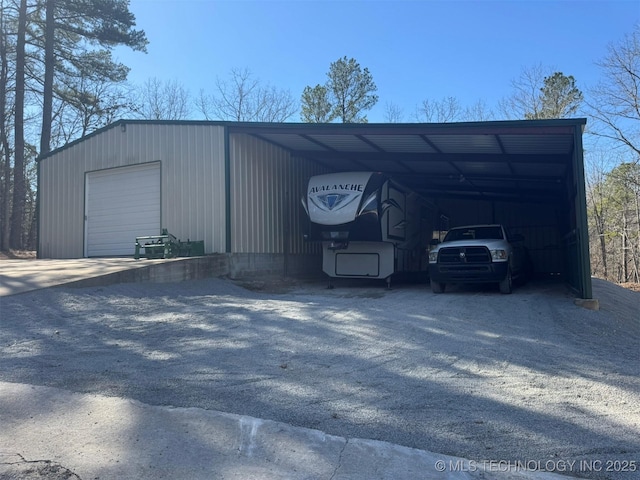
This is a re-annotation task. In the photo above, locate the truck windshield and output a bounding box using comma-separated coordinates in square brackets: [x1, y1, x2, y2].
[444, 226, 504, 242]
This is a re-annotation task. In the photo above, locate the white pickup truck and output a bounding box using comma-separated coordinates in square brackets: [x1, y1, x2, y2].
[428, 224, 530, 294]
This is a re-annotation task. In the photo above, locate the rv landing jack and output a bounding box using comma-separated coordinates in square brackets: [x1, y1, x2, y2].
[326, 275, 335, 290]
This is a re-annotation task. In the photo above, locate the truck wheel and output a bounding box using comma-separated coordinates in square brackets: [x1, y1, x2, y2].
[499, 268, 512, 294]
[431, 279, 445, 293]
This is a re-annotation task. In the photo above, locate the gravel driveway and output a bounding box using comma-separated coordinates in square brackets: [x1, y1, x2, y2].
[0, 277, 638, 479]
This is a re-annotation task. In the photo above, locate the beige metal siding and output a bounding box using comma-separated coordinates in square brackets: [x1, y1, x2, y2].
[229, 134, 325, 254]
[39, 153, 84, 258]
[39, 123, 227, 258]
[159, 124, 226, 254]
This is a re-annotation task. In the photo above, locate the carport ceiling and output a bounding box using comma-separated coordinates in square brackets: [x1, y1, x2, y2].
[230, 119, 586, 204]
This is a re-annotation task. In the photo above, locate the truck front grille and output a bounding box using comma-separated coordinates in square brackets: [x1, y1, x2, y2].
[439, 246, 491, 264]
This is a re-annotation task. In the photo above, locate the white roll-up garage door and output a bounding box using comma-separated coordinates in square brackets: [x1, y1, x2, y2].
[85, 163, 161, 257]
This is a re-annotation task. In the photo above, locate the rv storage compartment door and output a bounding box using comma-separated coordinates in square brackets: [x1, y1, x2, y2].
[336, 253, 379, 277]
[323, 242, 395, 279]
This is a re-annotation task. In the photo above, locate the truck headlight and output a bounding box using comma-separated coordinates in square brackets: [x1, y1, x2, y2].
[490, 249, 508, 261]
[428, 251, 438, 263]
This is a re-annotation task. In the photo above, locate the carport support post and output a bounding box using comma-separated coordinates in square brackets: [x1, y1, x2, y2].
[283, 188, 290, 277]
[573, 124, 593, 299]
[224, 126, 231, 254]
[36, 155, 41, 258]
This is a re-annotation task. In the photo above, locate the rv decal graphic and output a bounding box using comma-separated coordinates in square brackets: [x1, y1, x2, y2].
[320, 193, 347, 210]
[310, 192, 360, 212]
[380, 198, 403, 217]
[393, 220, 407, 230]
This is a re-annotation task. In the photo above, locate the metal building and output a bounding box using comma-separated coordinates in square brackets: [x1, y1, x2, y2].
[37, 118, 592, 298]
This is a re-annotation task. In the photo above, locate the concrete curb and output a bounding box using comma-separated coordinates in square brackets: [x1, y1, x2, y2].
[0, 382, 571, 480]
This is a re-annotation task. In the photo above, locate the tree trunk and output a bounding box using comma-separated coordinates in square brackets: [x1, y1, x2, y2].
[40, 0, 54, 155]
[595, 196, 608, 279]
[10, 0, 27, 249]
[590, 183, 609, 279]
[634, 192, 640, 282]
[0, 2, 11, 250]
[622, 209, 628, 282]
[599, 233, 608, 279]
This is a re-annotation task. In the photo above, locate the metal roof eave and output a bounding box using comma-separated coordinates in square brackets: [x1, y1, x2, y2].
[37, 117, 587, 163]
[227, 117, 587, 136]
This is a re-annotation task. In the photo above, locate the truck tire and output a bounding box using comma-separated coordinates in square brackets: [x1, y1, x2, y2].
[499, 267, 512, 294]
[431, 279, 445, 293]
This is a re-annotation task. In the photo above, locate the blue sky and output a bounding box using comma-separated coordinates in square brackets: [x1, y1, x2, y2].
[115, 0, 639, 123]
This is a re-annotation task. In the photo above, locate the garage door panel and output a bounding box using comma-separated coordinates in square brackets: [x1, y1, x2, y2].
[86, 163, 160, 257]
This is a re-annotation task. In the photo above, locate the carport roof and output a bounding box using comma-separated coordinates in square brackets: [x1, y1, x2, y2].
[40, 118, 587, 205]
[227, 118, 587, 204]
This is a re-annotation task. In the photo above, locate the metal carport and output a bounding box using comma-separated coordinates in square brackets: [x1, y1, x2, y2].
[228, 118, 591, 298]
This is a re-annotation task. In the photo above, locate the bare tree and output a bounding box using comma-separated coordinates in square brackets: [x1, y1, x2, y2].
[254, 84, 298, 123]
[587, 155, 640, 283]
[198, 68, 258, 121]
[413, 97, 494, 123]
[413, 96, 463, 122]
[499, 65, 583, 120]
[586, 152, 615, 279]
[50, 77, 134, 146]
[134, 77, 191, 120]
[383, 101, 403, 123]
[498, 63, 550, 120]
[199, 68, 297, 122]
[462, 99, 495, 122]
[584, 27, 640, 284]
[587, 25, 640, 161]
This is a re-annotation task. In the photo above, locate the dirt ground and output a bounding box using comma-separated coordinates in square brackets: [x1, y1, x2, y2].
[619, 282, 640, 292]
[0, 249, 37, 260]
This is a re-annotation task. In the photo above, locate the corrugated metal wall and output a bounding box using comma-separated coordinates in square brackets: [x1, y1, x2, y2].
[493, 201, 565, 276]
[39, 123, 227, 258]
[436, 198, 494, 226]
[229, 133, 325, 254]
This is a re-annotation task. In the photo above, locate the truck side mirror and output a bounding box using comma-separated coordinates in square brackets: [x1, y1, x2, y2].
[429, 239, 440, 246]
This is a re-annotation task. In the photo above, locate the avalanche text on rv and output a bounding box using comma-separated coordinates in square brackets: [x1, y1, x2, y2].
[309, 183, 364, 194]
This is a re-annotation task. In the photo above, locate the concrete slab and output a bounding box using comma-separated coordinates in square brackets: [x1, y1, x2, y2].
[0, 258, 147, 296]
[0, 257, 231, 297]
[0, 381, 569, 480]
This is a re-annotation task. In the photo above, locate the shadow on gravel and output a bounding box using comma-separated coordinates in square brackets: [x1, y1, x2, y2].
[0, 276, 638, 479]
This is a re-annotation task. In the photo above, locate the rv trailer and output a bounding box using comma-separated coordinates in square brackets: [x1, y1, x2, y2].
[302, 172, 435, 285]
